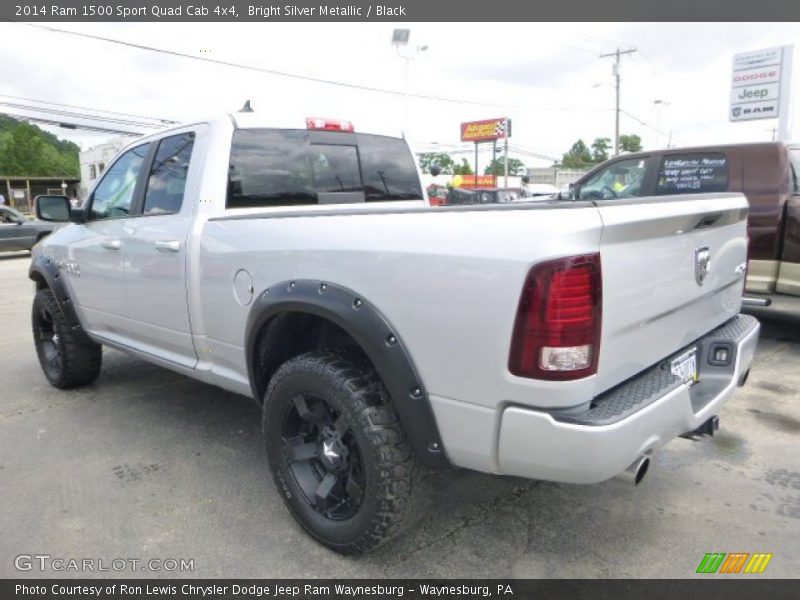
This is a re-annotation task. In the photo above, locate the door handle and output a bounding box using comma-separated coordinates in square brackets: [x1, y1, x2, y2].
[154, 240, 181, 253]
[102, 240, 121, 250]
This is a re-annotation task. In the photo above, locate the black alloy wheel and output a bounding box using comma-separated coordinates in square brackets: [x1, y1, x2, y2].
[281, 392, 366, 520]
[34, 301, 62, 379]
[32, 288, 102, 388]
[263, 350, 422, 554]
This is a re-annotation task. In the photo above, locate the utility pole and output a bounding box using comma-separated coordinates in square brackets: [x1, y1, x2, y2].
[599, 47, 636, 156]
[766, 127, 777, 141]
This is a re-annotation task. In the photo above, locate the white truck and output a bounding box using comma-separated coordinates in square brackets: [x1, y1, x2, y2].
[31, 113, 759, 553]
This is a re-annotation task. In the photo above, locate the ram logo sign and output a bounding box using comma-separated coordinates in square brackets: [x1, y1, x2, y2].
[696, 552, 773, 574]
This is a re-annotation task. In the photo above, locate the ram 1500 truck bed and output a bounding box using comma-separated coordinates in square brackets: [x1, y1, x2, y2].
[29, 113, 759, 553]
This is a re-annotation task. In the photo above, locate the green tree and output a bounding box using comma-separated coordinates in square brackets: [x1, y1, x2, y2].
[0, 122, 46, 175]
[452, 158, 473, 176]
[483, 158, 526, 176]
[619, 134, 642, 153]
[591, 137, 611, 163]
[560, 139, 593, 169]
[418, 152, 455, 174]
[0, 117, 79, 177]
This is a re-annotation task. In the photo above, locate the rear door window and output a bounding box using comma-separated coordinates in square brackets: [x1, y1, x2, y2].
[227, 129, 422, 208]
[142, 132, 195, 215]
[655, 153, 729, 195]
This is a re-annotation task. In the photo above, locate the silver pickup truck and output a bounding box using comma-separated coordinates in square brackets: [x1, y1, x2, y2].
[30, 113, 759, 554]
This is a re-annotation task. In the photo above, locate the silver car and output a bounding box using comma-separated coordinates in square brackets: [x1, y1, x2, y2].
[0, 200, 63, 252]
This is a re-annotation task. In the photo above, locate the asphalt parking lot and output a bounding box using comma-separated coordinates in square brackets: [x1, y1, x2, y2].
[1, 251, 799, 578]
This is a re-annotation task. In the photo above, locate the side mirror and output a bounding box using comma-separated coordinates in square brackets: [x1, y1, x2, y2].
[35, 195, 71, 222]
[569, 183, 578, 200]
[69, 207, 88, 224]
[430, 165, 442, 177]
[521, 175, 530, 184]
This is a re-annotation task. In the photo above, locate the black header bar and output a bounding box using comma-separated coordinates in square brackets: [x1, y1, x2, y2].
[3, 0, 800, 22]
[2, 579, 799, 600]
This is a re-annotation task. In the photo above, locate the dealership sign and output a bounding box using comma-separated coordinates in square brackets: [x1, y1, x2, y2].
[730, 47, 788, 122]
[452, 174, 497, 188]
[460, 118, 510, 142]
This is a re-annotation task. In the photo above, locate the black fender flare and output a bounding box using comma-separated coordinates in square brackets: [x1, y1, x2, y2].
[245, 279, 448, 468]
[28, 254, 88, 337]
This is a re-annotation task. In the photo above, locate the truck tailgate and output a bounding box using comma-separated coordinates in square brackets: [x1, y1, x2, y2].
[595, 193, 749, 394]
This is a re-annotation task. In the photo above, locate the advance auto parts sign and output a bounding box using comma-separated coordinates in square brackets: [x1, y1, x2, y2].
[460, 118, 509, 142]
[730, 47, 785, 122]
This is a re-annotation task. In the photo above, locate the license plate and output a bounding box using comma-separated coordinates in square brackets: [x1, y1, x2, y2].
[671, 348, 698, 384]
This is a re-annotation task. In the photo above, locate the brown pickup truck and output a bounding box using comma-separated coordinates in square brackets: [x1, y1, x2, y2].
[570, 142, 800, 314]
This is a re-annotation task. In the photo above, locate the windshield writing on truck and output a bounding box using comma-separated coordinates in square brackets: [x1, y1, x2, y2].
[227, 129, 423, 208]
[655, 153, 728, 195]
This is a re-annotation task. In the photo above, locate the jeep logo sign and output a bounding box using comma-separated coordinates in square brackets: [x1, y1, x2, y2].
[730, 82, 779, 104]
[729, 46, 789, 123]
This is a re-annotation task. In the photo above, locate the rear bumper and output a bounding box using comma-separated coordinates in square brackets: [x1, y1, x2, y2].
[496, 314, 760, 484]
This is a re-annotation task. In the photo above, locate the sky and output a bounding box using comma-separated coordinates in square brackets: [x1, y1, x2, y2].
[1, 21, 797, 167]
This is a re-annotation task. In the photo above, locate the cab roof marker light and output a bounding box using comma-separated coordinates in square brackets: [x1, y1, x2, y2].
[305, 118, 355, 133]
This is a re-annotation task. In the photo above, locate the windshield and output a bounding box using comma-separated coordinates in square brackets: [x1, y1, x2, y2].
[790, 149, 800, 194]
[579, 157, 649, 200]
[1, 206, 25, 221]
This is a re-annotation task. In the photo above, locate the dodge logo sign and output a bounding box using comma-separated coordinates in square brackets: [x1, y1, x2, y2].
[695, 247, 711, 286]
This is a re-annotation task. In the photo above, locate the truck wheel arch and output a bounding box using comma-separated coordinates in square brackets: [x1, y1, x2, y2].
[245, 279, 448, 468]
[28, 254, 86, 336]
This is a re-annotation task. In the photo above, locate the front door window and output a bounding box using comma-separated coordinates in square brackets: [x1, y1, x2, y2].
[90, 144, 150, 219]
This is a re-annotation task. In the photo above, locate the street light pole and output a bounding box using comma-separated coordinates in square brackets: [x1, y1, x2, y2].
[653, 100, 669, 148]
[391, 29, 427, 136]
[600, 47, 636, 156]
[400, 52, 410, 134]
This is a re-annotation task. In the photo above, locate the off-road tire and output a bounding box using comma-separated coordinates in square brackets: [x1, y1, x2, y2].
[32, 288, 102, 389]
[263, 350, 421, 554]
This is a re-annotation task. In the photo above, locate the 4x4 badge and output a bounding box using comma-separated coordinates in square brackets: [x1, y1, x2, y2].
[695, 247, 711, 285]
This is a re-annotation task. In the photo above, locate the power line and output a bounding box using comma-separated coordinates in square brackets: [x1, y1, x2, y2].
[508, 145, 559, 162]
[0, 111, 145, 135]
[24, 24, 606, 114]
[619, 109, 667, 136]
[568, 31, 633, 51]
[551, 42, 601, 55]
[0, 93, 177, 124]
[0, 101, 167, 128]
[636, 49, 665, 78]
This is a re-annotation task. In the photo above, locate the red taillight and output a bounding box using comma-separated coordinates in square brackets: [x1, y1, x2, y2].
[509, 253, 602, 380]
[305, 117, 355, 132]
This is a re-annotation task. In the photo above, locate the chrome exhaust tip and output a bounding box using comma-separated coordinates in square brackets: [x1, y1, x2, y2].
[742, 296, 771, 307]
[614, 455, 650, 486]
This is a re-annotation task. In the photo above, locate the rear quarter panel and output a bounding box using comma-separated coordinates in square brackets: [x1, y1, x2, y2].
[195, 204, 605, 410]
